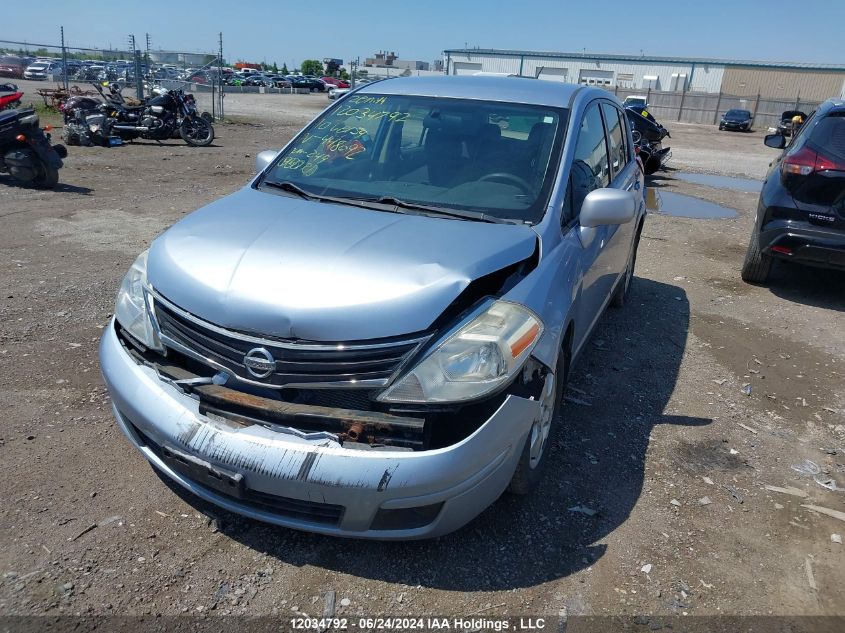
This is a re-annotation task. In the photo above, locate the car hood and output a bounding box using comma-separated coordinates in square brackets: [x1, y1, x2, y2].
[147, 186, 537, 341]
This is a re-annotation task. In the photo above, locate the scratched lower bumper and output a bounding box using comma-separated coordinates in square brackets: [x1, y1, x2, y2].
[99, 322, 540, 539]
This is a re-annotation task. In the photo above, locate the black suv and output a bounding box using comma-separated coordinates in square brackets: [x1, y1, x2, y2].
[741, 99, 845, 283]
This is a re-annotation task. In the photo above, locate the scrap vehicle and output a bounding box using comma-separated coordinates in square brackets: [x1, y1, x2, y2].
[100, 76, 646, 539]
[777, 109, 808, 137]
[625, 106, 671, 175]
[741, 99, 845, 283]
[0, 83, 23, 111]
[0, 107, 66, 187]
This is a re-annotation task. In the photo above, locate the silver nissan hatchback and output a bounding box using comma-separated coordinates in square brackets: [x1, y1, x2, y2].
[100, 76, 645, 539]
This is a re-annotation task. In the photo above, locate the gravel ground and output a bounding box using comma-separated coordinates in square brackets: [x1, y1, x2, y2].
[1, 86, 844, 625]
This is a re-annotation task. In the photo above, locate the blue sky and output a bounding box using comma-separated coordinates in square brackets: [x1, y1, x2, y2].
[6, 0, 844, 68]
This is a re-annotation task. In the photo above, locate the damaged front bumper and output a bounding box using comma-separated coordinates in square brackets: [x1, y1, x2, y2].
[99, 321, 542, 539]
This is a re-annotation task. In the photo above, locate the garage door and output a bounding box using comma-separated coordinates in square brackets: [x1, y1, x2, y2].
[452, 62, 482, 75]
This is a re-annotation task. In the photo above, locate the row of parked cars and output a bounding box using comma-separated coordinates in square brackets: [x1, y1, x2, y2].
[221, 71, 352, 92]
[0, 55, 170, 83]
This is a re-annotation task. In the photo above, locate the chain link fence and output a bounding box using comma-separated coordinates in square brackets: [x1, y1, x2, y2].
[611, 86, 821, 129]
[0, 35, 225, 119]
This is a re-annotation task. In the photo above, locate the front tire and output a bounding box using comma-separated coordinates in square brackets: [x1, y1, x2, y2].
[740, 231, 773, 284]
[180, 117, 214, 147]
[507, 346, 568, 495]
[611, 228, 641, 308]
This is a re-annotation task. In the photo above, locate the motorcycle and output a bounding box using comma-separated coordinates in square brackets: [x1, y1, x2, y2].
[626, 107, 671, 176]
[0, 83, 23, 111]
[0, 108, 67, 188]
[62, 83, 214, 147]
[105, 84, 214, 147]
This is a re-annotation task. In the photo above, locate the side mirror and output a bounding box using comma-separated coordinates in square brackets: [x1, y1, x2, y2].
[579, 189, 637, 228]
[764, 134, 786, 150]
[255, 149, 278, 173]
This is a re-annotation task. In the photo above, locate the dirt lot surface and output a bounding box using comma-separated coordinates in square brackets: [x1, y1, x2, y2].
[1, 87, 844, 626]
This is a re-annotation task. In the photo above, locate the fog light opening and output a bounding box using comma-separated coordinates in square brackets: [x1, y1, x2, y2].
[370, 502, 444, 531]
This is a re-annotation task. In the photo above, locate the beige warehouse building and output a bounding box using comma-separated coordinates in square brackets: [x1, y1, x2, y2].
[443, 49, 845, 101]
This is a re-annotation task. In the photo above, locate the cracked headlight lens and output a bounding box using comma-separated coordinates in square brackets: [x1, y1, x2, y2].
[378, 300, 543, 404]
[114, 250, 162, 351]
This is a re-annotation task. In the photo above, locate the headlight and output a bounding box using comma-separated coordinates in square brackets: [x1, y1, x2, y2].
[114, 249, 162, 351]
[377, 300, 543, 404]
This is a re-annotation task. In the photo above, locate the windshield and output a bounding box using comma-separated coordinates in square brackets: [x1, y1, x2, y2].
[726, 110, 750, 117]
[259, 93, 566, 223]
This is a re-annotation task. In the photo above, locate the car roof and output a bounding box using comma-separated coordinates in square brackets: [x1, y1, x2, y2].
[820, 99, 845, 114]
[355, 75, 585, 108]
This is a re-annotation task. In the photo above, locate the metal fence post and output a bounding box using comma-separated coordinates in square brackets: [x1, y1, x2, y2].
[713, 90, 723, 125]
[752, 91, 761, 125]
[218, 32, 225, 120]
[133, 48, 143, 99]
[677, 88, 686, 122]
[60, 26, 68, 90]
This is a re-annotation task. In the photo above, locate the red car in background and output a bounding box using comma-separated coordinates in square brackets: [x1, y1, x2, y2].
[0, 56, 27, 79]
[321, 77, 350, 89]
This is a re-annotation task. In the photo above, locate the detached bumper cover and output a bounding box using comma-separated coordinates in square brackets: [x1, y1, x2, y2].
[760, 219, 845, 270]
[99, 323, 540, 539]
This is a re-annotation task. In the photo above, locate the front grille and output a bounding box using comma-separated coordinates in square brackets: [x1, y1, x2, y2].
[152, 296, 429, 389]
[131, 421, 345, 526]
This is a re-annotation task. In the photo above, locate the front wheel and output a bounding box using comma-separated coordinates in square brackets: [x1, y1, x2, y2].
[507, 347, 568, 495]
[180, 117, 214, 147]
[611, 229, 641, 308]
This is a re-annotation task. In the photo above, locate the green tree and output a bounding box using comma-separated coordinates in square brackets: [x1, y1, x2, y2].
[300, 59, 324, 76]
[338, 68, 349, 80]
[281, 63, 289, 74]
[272, 62, 278, 73]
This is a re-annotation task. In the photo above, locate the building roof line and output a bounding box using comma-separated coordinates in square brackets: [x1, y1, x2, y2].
[442, 48, 845, 72]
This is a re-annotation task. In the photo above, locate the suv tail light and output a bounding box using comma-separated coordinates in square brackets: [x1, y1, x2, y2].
[782, 146, 845, 177]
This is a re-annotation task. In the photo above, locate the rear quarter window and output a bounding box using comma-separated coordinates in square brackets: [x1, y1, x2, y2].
[810, 113, 845, 163]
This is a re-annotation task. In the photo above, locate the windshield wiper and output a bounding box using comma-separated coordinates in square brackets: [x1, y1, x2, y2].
[359, 196, 521, 224]
[261, 183, 521, 224]
[261, 180, 330, 201]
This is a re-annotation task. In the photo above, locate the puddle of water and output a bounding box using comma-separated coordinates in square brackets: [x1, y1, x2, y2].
[645, 188, 739, 219]
[673, 172, 762, 193]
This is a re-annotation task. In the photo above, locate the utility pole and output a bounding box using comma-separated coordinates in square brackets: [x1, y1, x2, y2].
[145, 33, 151, 69]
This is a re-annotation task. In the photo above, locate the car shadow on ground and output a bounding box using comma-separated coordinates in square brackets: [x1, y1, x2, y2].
[763, 261, 845, 312]
[158, 277, 709, 591]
